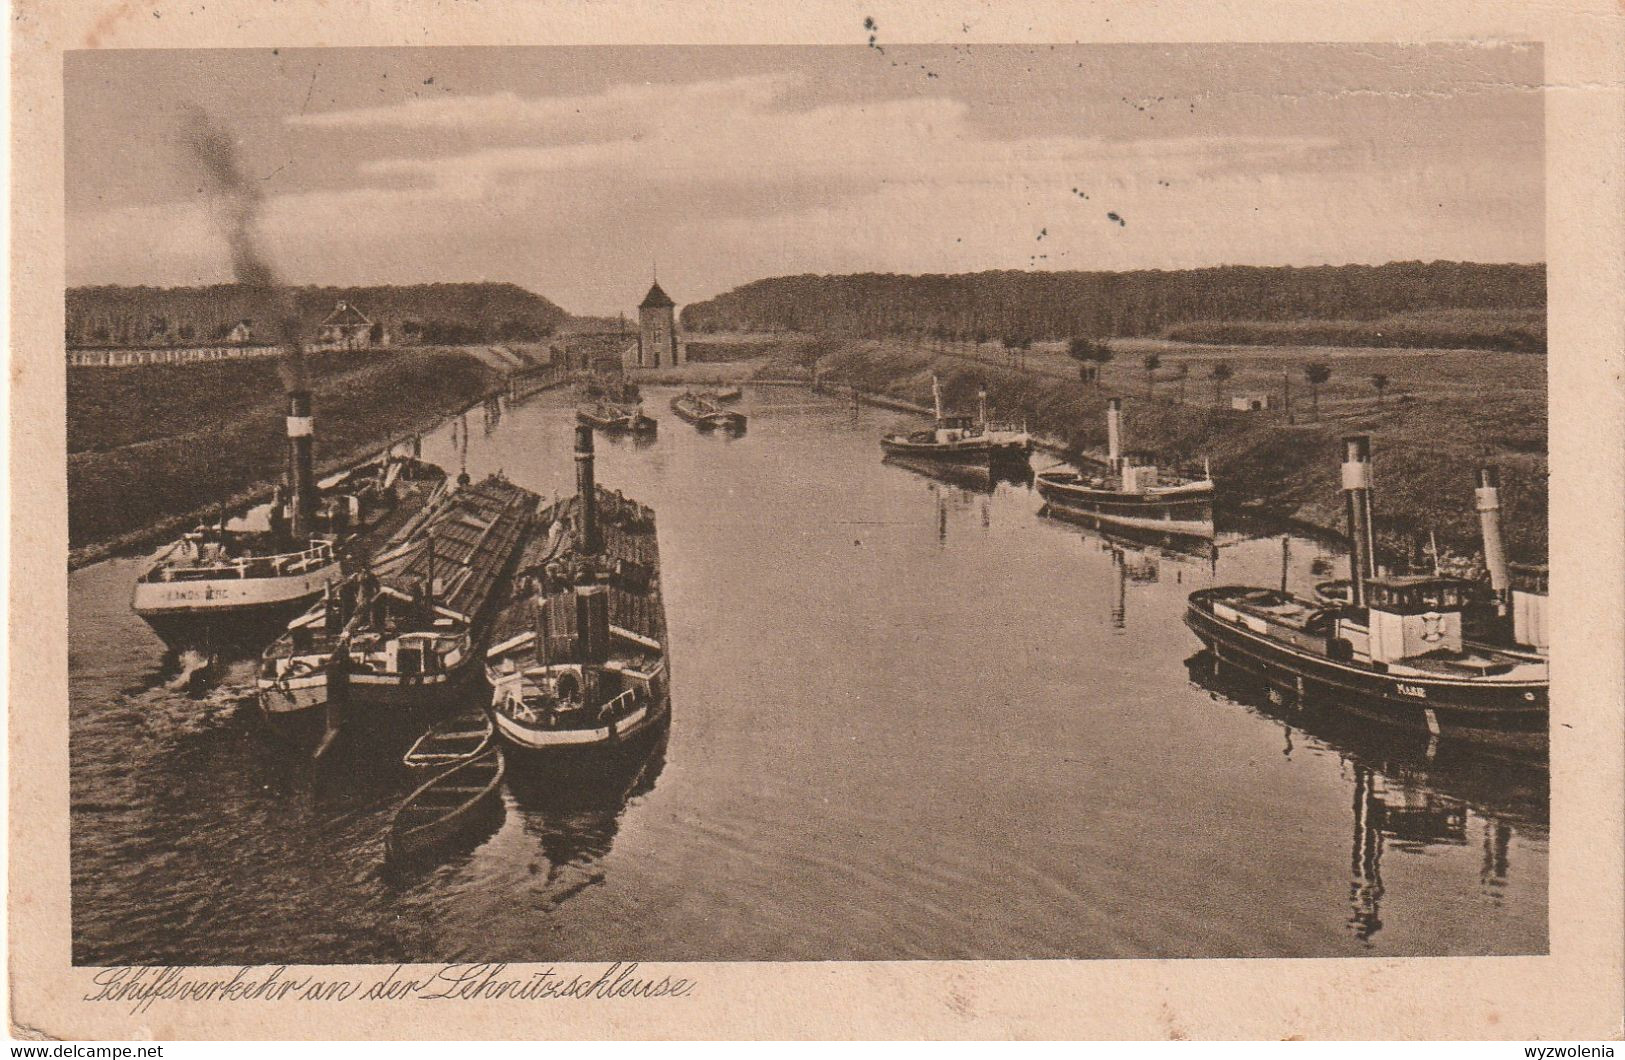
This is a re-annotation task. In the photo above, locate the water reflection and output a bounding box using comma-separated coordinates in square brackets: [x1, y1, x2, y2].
[1186, 649, 1545, 945]
[502, 727, 669, 906]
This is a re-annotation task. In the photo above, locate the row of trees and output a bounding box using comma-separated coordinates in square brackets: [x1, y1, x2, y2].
[1064, 339, 1394, 417]
[680, 262, 1545, 342]
[65, 283, 569, 348]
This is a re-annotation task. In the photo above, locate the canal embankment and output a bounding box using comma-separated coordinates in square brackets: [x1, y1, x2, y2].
[746, 336, 1548, 565]
[68, 346, 565, 569]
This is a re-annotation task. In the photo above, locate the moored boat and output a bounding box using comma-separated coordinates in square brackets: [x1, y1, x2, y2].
[1183, 437, 1548, 758]
[131, 434, 448, 653]
[255, 473, 540, 746]
[403, 711, 494, 771]
[484, 426, 670, 757]
[1035, 397, 1215, 537]
[879, 376, 1033, 466]
[704, 385, 743, 403]
[671, 391, 747, 433]
[385, 748, 506, 864]
[577, 400, 657, 435]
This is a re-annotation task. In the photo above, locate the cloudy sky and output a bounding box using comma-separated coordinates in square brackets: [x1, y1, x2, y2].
[65, 44, 1543, 316]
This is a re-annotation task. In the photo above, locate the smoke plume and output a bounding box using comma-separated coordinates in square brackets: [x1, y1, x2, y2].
[183, 108, 307, 392]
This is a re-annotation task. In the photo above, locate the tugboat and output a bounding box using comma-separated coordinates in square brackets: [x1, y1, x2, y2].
[1035, 397, 1215, 537]
[255, 473, 540, 749]
[484, 426, 670, 756]
[577, 399, 658, 436]
[671, 391, 747, 433]
[132, 381, 447, 653]
[879, 376, 1033, 466]
[1183, 436, 1548, 758]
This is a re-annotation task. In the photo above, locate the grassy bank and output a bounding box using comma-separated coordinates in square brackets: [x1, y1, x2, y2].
[69, 348, 504, 564]
[756, 336, 1547, 564]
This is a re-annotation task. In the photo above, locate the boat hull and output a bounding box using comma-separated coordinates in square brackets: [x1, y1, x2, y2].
[490, 693, 670, 756]
[133, 567, 339, 651]
[255, 657, 482, 742]
[1037, 478, 1215, 537]
[1184, 591, 1547, 758]
[879, 437, 1030, 466]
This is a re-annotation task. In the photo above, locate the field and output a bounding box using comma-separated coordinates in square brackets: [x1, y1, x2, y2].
[68, 349, 503, 561]
[747, 334, 1548, 563]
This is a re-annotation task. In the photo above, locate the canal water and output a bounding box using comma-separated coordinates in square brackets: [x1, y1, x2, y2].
[69, 386, 1547, 964]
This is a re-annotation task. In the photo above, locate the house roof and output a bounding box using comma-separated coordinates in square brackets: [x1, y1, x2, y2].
[321, 301, 373, 327]
[638, 282, 676, 310]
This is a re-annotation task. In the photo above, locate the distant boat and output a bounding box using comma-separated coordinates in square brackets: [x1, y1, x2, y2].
[1184, 437, 1548, 758]
[879, 376, 1033, 466]
[671, 391, 747, 433]
[132, 451, 447, 652]
[484, 427, 670, 757]
[1035, 397, 1214, 537]
[704, 386, 743, 403]
[385, 748, 506, 864]
[255, 474, 540, 745]
[577, 400, 658, 435]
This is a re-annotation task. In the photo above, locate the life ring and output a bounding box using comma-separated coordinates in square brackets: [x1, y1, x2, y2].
[1419, 612, 1447, 643]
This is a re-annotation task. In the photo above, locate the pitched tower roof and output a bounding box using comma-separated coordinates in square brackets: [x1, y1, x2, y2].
[639, 282, 676, 310]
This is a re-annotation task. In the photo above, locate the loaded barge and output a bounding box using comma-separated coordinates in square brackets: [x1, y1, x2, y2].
[484, 426, 670, 756]
[1036, 397, 1215, 538]
[671, 391, 747, 433]
[1184, 436, 1548, 758]
[256, 473, 540, 747]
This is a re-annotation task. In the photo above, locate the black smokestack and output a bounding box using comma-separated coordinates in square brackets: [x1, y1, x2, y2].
[184, 109, 314, 537]
[574, 424, 598, 554]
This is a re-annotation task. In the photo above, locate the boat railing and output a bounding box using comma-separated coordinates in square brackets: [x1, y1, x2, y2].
[147, 540, 337, 582]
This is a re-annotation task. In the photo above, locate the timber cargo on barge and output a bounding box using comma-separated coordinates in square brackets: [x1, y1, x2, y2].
[484, 426, 670, 756]
[1184, 437, 1548, 758]
[577, 400, 658, 436]
[255, 473, 540, 745]
[671, 391, 746, 433]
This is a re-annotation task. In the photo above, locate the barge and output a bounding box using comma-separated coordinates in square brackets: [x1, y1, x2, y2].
[577, 400, 658, 436]
[671, 391, 747, 433]
[484, 426, 670, 757]
[255, 473, 540, 747]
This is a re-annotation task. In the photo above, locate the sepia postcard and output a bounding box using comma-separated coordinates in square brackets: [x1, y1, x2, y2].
[9, 0, 1625, 1041]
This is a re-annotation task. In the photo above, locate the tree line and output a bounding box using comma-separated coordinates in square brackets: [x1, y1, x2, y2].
[679, 262, 1545, 346]
[65, 282, 569, 348]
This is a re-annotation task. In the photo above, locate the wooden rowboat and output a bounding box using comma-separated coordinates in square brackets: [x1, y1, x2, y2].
[402, 712, 494, 771]
[385, 748, 505, 864]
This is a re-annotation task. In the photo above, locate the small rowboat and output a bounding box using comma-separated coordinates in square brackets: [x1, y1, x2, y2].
[402, 712, 494, 771]
[385, 748, 505, 864]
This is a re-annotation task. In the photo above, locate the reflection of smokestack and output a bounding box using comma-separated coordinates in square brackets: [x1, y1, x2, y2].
[288, 388, 316, 540]
[574, 424, 597, 554]
[1475, 466, 1510, 609]
[1342, 435, 1376, 607]
[1106, 397, 1123, 471]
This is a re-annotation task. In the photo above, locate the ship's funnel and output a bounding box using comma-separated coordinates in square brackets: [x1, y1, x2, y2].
[576, 584, 610, 664]
[931, 375, 944, 422]
[1341, 435, 1376, 607]
[977, 387, 989, 428]
[1106, 398, 1123, 472]
[287, 388, 316, 540]
[1476, 465, 1510, 611]
[574, 423, 598, 554]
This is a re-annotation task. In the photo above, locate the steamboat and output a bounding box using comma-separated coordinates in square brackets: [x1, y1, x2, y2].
[484, 426, 670, 756]
[131, 382, 447, 652]
[1184, 437, 1548, 758]
[879, 377, 1033, 466]
[255, 473, 540, 747]
[1036, 397, 1215, 538]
